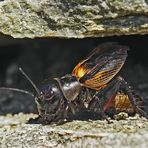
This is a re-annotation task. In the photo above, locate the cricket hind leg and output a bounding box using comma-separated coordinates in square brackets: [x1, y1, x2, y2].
[120, 79, 148, 119]
[88, 76, 148, 122]
[88, 76, 123, 122]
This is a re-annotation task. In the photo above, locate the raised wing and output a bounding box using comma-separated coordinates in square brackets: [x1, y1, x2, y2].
[72, 42, 129, 90]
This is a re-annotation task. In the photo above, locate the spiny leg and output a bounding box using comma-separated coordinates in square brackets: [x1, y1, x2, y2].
[120, 78, 148, 119]
[88, 76, 148, 121]
[88, 76, 123, 122]
[95, 95, 112, 123]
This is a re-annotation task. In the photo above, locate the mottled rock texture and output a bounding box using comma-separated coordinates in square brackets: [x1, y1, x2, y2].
[0, 0, 148, 38]
[0, 113, 148, 147]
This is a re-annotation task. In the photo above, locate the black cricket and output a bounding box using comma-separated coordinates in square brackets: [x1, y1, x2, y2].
[1, 42, 148, 124]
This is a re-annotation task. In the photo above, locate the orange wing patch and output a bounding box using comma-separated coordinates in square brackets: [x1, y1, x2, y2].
[72, 42, 128, 90]
[72, 61, 124, 91]
[72, 61, 89, 78]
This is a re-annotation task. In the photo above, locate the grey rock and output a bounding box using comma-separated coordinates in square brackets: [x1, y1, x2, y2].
[0, 0, 148, 38]
[0, 113, 148, 147]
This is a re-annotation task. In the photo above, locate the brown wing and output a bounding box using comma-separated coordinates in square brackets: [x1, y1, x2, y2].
[72, 42, 129, 90]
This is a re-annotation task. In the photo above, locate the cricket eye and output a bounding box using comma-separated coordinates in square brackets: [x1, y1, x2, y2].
[40, 89, 54, 100]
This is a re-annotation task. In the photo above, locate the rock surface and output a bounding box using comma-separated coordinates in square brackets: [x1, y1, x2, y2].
[0, 113, 148, 147]
[0, 0, 148, 38]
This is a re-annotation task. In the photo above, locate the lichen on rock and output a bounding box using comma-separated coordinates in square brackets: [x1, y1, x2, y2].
[0, 0, 148, 38]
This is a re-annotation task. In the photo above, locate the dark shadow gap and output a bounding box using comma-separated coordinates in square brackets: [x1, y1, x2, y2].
[0, 34, 147, 114]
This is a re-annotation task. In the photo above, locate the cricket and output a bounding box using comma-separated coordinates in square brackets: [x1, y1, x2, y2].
[1, 42, 147, 124]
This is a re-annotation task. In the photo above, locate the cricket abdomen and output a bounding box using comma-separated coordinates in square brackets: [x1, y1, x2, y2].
[115, 92, 135, 114]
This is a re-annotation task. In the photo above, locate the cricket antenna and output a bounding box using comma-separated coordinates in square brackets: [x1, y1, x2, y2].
[19, 67, 40, 96]
[0, 87, 34, 97]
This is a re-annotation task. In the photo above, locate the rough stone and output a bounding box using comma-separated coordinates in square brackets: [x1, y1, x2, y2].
[0, 113, 148, 147]
[0, 0, 148, 38]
